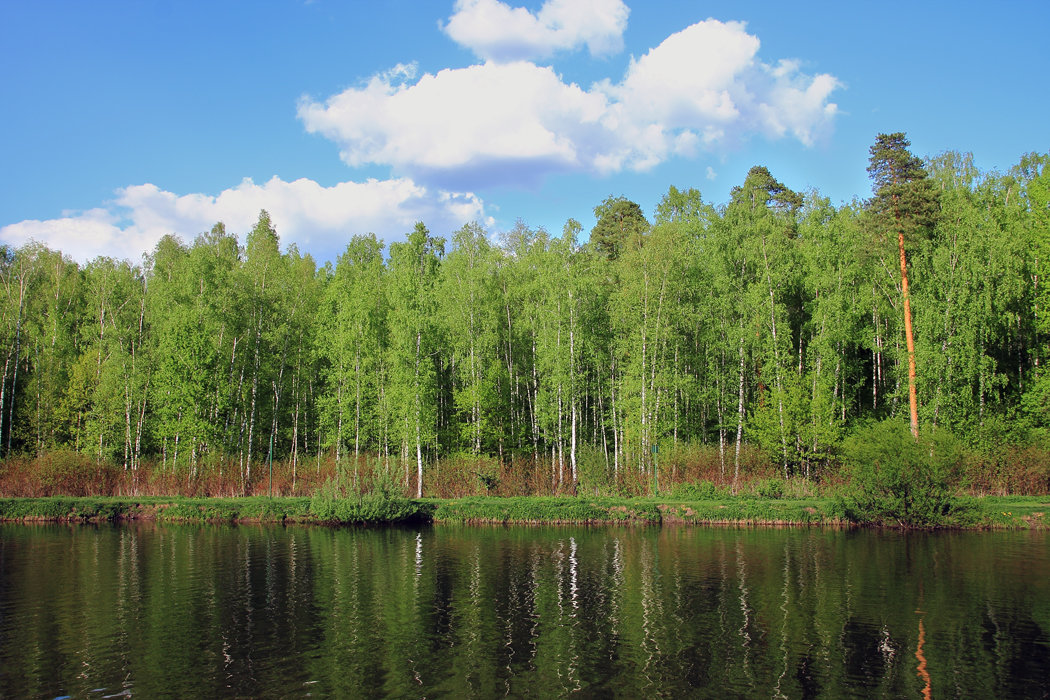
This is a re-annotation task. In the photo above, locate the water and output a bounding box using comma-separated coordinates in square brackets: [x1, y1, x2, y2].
[0, 523, 1047, 698]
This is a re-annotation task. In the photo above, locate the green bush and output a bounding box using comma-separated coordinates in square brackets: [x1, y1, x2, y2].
[576, 443, 615, 496]
[310, 470, 429, 524]
[475, 466, 500, 493]
[755, 478, 786, 500]
[836, 420, 965, 527]
[667, 480, 731, 500]
[36, 450, 115, 496]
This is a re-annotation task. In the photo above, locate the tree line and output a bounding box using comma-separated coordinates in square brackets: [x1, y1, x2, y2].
[1, 134, 1047, 494]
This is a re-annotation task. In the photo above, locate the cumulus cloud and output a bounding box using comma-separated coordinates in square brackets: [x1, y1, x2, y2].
[0, 177, 489, 264]
[299, 19, 839, 188]
[441, 0, 629, 62]
[299, 61, 609, 185]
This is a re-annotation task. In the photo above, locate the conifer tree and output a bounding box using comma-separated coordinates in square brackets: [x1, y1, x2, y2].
[590, 196, 648, 260]
[867, 133, 939, 438]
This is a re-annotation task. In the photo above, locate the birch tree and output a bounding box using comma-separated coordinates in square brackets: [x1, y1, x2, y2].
[388, 222, 442, 496]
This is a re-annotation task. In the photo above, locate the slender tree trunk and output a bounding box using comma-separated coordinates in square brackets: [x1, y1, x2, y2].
[415, 329, 423, 498]
[597, 364, 610, 472]
[873, 301, 881, 410]
[673, 344, 679, 446]
[7, 277, 26, 455]
[223, 337, 239, 451]
[355, 344, 362, 458]
[246, 307, 262, 486]
[716, 361, 726, 479]
[761, 236, 790, 476]
[898, 230, 920, 439]
[335, 365, 344, 463]
[611, 354, 620, 478]
[134, 374, 148, 474]
[640, 269, 649, 472]
[123, 369, 132, 470]
[530, 331, 539, 460]
[0, 355, 9, 456]
[568, 291, 577, 483]
[735, 326, 746, 484]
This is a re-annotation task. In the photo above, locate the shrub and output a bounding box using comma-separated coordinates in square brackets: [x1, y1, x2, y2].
[37, 450, 117, 496]
[754, 478, 785, 499]
[310, 468, 429, 524]
[836, 420, 965, 527]
[667, 480, 731, 500]
[576, 443, 615, 496]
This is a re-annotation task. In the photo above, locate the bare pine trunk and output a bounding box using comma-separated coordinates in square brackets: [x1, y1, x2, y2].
[898, 229, 920, 439]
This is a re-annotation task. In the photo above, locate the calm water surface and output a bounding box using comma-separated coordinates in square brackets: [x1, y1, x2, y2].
[0, 523, 1047, 698]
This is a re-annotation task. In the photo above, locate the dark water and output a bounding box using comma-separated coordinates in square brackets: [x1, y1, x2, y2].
[0, 524, 1047, 699]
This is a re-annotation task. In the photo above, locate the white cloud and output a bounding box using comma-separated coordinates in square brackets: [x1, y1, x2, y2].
[0, 177, 489, 264]
[441, 0, 629, 62]
[300, 19, 840, 187]
[299, 61, 609, 184]
[595, 19, 840, 168]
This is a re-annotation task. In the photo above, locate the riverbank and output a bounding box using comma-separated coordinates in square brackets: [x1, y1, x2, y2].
[0, 495, 1046, 529]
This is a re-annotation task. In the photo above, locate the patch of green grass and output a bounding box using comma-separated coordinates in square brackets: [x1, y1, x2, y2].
[155, 497, 315, 523]
[0, 495, 397, 525]
[0, 497, 137, 521]
[958, 495, 1050, 528]
[0, 494, 1046, 529]
[656, 498, 836, 525]
[431, 496, 661, 524]
[429, 496, 834, 525]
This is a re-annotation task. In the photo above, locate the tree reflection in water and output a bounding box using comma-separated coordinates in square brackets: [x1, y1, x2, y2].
[0, 524, 1047, 698]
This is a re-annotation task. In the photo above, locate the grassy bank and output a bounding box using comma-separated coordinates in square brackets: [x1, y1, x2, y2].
[431, 495, 1049, 528]
[1, 495, 1046, 529]
[429, 496, 837, 526]
[0, 496, 430, 525]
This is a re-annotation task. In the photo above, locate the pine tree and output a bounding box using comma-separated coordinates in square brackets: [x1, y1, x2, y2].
[867, 133, 939, 439]
[590, 196, 648, 260]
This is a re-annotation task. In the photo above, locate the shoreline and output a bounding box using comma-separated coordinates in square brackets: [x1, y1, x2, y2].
[0, 495, 1046, 530]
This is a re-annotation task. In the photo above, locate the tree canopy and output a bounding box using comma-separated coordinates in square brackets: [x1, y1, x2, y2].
[0, 139, 1046, 494]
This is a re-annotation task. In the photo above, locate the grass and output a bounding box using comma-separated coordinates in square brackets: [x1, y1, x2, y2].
[0, 494, 1046, 529]
[428, 496, 664, 524]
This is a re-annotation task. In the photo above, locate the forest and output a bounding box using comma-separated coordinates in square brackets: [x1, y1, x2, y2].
[1, 134, 1048, 498]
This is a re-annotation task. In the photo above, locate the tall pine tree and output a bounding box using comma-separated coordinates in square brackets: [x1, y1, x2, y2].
[867, 133, 939, 438]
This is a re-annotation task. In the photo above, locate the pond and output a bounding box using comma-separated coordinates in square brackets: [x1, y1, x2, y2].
[1, 523, 1047, 698]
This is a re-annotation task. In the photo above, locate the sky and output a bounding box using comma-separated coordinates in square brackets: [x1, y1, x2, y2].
[1, 0, 1047, 265]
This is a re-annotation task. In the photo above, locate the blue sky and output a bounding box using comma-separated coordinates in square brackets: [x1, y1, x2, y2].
[1, 0, 1046, 264]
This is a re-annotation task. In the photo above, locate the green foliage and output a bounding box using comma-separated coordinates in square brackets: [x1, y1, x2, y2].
[589, 195, 649, 260]
[0, 497, 78, 519]
[432, 496, 662, 524]
[576, 443, 615, 495]
[666, 480, 732, 500]
[476, 470, 499, 493]
[35, 449, 116, 496]
[309, 469, 429, 524]
[867, 133, 940, 236]
[755, 477, 786, 500]
[0, 493, 1044, 529]
[0, 142, 1049, 502]
[730, 165, 803, 214]
[837, 420, 966, 527]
